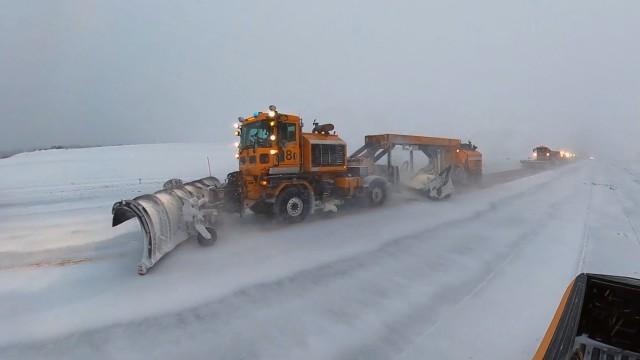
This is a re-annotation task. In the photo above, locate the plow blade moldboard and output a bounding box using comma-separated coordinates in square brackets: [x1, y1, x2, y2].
[112, 177, 222, 275]
[407, 165, 455, 200]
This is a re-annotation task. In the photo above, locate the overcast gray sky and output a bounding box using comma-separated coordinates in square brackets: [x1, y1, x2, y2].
[1, 0, 639, 158]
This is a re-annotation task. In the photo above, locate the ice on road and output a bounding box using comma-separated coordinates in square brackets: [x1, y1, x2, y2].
[0, 145, 638, 359]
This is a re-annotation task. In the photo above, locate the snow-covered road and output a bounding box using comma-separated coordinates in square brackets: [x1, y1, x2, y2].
[0, 146, 638, 359]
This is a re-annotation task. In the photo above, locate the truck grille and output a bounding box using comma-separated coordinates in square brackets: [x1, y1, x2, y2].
[311, 144, 345, 167]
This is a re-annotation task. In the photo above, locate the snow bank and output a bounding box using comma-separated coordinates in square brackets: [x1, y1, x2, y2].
[0, 143, 238, 190]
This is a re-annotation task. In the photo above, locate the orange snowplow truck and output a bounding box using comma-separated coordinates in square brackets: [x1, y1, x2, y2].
[227, 106, 370, 221]
[113, 105, 483, 274]
[225, 106, 482, 222]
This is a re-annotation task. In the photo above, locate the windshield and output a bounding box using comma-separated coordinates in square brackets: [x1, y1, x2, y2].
[240, 121, 272, 149]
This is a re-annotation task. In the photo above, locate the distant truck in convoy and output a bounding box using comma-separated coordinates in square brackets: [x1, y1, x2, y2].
[521, 145, 575, 168]
[112, 106, 483, 274]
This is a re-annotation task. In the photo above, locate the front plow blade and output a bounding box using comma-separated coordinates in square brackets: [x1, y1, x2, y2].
[112, 177, 222, 275]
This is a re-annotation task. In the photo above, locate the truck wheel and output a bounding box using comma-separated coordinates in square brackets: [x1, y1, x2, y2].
[275, 187, 310, 223]
[367, 180, 387, 207]
[197, 226, 217, 247]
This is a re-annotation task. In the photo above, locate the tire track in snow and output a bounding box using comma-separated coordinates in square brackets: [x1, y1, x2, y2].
[575, 162, 640, 279]
[576, 178, 593, 274]
[611, 169, 640, 247]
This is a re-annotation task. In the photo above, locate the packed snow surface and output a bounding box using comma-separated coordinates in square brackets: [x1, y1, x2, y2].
[0, 144, 638, 359]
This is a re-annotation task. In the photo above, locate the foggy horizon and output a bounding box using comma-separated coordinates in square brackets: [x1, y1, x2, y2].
[2, 0, 639, 159]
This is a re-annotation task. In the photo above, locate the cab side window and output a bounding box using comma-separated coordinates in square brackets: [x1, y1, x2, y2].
[278, 123, 297, 143]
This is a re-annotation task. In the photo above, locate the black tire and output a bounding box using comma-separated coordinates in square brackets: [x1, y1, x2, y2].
[197, 226, 217, 247]
[275, 187, 311, 223]
[250, 200, 275, 217]
[367, 180, 387, 207]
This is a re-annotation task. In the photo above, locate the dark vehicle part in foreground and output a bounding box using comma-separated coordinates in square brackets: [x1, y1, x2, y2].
[535, 273, 640, 359]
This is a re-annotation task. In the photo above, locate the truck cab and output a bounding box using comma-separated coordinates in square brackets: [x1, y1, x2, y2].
[533, 145, 553, 160]
[237, 110, 300, 176]
[233, 106, 360, 220]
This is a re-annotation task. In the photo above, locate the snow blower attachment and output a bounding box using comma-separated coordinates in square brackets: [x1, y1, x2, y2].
[112, 177, 222, 275]
[349, 134, 479, 198]
[407, 165, 455, 199]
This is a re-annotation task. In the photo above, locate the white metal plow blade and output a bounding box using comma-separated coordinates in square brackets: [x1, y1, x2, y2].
[408, 165, 455, 200]
[112, 177, 221, 275]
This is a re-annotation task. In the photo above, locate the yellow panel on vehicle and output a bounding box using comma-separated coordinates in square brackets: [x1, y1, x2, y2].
[302, 134, 348, 173]
[335, 176, 361, 196]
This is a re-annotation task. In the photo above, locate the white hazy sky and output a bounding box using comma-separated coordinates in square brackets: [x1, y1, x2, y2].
[1, 0, 639, 158]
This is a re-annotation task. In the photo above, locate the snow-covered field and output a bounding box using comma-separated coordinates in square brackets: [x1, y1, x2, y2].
[0, 144, 639, 359]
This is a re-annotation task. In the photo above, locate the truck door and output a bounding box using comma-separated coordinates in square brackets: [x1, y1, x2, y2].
[276, 122, 300, 171]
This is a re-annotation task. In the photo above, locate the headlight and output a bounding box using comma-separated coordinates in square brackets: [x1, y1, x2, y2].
[270, 134, 276, 141]
[268, 110, 276, 118]
[269, 149, 278, 155]
[233, 123, 240, 129]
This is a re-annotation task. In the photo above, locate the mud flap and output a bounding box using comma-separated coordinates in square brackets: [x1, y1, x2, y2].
[112, 177, 222, 275]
